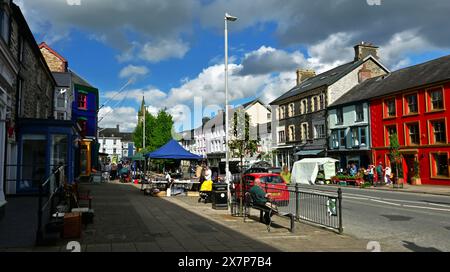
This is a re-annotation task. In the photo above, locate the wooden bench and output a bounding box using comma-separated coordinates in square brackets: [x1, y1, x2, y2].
[243, 192, 295, 233]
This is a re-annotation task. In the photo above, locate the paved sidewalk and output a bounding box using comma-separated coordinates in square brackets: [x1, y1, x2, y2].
[1, 181, 371, 252]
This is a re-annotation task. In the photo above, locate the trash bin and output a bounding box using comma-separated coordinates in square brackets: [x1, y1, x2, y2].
[212, 183, 228, 210]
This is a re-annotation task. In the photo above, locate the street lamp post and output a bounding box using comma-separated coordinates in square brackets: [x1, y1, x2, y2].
[225, 13, 237, 205]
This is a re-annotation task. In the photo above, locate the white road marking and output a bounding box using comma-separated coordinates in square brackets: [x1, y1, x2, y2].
[403, 205, 450, 212]
[370, 199, 401, 206]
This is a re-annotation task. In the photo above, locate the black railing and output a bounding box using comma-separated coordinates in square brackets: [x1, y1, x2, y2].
[231, 181, 343, 234]
[36, 165, 66, 246]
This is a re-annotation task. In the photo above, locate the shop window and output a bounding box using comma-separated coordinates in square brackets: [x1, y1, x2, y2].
[78, 93, 87, 110]
[384, 99, 396, 118]
[405, 94, 418, 114]
[428, 87, 444, 111]
[431, 153, 449, 178]
[431, 120, 447, 144]
[406, 123, 420, 146]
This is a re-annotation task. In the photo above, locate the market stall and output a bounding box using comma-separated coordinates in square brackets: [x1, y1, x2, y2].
[144, 140, 202, 196]
[291, 158, 338, 185]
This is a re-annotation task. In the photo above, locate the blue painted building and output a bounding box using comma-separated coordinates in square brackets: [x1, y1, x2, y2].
[71, 73, 99, 178]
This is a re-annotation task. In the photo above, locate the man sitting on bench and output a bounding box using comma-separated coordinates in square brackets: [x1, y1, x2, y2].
[249, 184, 278, 224]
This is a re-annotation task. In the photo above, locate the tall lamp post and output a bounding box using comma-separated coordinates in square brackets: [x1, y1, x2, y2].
[225, 13, 237, 203]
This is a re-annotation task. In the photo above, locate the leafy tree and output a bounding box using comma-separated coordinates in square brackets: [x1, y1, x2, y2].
[228, 109, 259, 214]
[133, 108, 174, 152]
[389, 133, 404, 183]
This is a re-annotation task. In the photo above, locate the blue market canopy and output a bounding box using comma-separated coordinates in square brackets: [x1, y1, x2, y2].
[145, 139, 202, 160]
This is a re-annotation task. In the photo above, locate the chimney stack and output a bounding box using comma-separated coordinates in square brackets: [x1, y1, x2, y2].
[354, 42, 379, 61]
[296, 69, 316, 86]
[116, 124, 120, 131]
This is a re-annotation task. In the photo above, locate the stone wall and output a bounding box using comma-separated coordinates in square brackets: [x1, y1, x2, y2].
[40, 47, 66, 72]
[18, 37, 54, 119]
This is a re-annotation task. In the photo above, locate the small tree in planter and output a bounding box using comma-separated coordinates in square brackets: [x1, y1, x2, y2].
[389, 133, 404, 188]
[412, 159, 422, 185]
[229, 109, 259, 215]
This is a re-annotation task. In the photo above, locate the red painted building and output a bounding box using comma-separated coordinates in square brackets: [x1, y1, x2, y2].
[368, 56, 450, 186]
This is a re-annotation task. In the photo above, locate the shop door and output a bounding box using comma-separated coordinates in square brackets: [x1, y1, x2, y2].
[19, 135, 47, 194]
[404, 155, 416, 184]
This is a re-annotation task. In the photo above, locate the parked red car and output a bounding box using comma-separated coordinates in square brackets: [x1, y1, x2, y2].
[234, 173, 290, 206]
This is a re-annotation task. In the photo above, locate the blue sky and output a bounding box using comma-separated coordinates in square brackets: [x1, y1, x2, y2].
[17, 0, 450, 132]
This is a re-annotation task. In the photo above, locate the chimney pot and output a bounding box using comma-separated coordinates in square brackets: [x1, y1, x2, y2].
[296, 69, 316, 86]
[354, 42, 379, 61]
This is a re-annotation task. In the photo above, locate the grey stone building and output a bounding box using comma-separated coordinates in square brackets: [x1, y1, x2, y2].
[3, 3, 58, 196]
[270, 43, 389, 169]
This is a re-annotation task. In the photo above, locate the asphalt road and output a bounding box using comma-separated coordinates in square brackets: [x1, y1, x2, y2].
[291, 185, 450, 252]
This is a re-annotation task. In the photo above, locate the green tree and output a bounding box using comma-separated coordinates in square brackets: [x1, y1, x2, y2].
[228, 109, 259, 215]
[133, 108, 174, 152]
[389, 133, 404, 184]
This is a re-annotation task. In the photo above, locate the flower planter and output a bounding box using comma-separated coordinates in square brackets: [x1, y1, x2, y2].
[412, 178, 422, 186]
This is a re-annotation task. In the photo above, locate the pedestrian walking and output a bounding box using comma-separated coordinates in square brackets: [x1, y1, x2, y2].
[368, 165, 375, 184]
[376, 162, 384, 185]
[385, 166, 392, 185]
[111, 163, 118, 180]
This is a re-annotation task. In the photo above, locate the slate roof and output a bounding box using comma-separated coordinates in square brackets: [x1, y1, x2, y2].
[121, 132, 133, 142]
[271, 59, 366, 105]
[242, 99, 272, 111]
[52, 72, 71, 87]
[70, 69, 94, 88]
[330, 54, 450, 107]
[99, 128, 120, 138]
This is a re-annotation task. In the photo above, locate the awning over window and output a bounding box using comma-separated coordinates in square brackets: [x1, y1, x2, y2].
[295, 149, 324, 156]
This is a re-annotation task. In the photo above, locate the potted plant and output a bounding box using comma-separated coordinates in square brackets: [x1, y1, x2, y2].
[411, 159, 422, 185]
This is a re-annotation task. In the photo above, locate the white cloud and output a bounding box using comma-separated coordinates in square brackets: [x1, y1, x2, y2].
[139, 39, 190, 63]
[98, 106, 138, 132]
[307, 32, 355, 73]
[103, 87, 167, 105]
[239, 46, 307, 75]
[119, 65, 149, 79]
[379, 29, 437, 70]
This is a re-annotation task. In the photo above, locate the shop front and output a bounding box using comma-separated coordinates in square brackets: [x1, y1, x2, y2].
[373, 147, 450, 186]
[8, 119, 78, 195]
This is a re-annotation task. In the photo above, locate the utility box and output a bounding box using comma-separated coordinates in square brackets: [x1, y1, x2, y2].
[212, 183, 228, 210]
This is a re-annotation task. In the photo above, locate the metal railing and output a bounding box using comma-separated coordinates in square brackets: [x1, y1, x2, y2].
[231, 181, 343, 234]
[36, 165, 66, 246]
